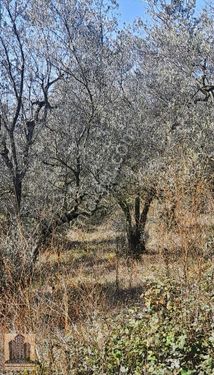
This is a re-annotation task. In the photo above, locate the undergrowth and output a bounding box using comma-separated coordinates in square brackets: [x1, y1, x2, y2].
[36, 267, 214, 375]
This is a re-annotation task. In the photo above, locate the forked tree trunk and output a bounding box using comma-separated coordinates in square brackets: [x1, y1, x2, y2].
[118, 190, 155, 259]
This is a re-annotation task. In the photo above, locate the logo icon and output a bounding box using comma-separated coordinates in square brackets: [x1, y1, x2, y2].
[4, 333, 37, 370]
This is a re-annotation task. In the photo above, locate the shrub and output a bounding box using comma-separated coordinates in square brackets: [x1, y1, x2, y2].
[59, 274, 214, 374]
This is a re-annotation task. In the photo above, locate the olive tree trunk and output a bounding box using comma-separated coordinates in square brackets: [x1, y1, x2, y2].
[118, 190, 155, 258]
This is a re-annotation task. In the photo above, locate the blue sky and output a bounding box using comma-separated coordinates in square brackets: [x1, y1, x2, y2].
[117, 0, 207, 23]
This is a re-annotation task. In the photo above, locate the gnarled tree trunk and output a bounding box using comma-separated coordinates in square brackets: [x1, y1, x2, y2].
[118, 189, 155, 258]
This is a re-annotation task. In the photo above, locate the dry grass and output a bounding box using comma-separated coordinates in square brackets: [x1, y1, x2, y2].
[0, 172, 213, 373]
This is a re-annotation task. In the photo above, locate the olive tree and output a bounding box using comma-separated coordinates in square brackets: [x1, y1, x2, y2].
[0, 0, 141, 269]
[113, 0, 214, 257]
[0, 0, 62, 219]
[29, 0, 144, 263]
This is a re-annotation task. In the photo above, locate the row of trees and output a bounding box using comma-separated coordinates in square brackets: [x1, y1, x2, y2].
[0, 0, 213, 272]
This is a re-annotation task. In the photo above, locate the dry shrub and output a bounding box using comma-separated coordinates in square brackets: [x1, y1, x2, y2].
[157, 149, 213, 281]
[0, 225, 34, 294]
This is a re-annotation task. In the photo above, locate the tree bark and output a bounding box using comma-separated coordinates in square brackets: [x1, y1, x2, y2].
[13, 173, 23, 214]
[118, 189, 155, 258]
